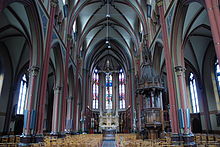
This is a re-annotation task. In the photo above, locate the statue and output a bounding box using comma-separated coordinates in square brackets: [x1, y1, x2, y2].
[140, 47, 155, 83]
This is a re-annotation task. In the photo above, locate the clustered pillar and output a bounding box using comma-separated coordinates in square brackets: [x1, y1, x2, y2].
[205, 0, 220, 62]
[66, 96, 74, 133]
[20, 66, 39, 143]
[61, 34, 73, 133]
[36, 0, 58, 138]
[51, 86, 62, 135]
[157, 0, 179, 136]
[175, 66, 194, 143]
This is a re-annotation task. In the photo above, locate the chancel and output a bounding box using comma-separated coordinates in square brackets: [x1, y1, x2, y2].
[1, 0, 220, 147]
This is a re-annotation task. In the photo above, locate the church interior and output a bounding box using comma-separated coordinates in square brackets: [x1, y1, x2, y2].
[1, 0, 220, 146]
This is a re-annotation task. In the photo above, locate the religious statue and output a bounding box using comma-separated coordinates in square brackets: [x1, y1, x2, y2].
[140, 47, 155, 83]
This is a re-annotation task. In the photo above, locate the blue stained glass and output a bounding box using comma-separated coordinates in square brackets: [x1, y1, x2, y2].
[215, 60, 220, 95]
[119, 69, 126, 109]
[92, 69, 99, 109]
[106, 73, 113, 109]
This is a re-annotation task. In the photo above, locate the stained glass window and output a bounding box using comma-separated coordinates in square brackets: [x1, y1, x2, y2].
[119, 69, 126, 109]
[189, 73, 200, 113]
[17, 74, 28, 114]
[106, 73, 112, 109]
[92, 69, 99, 109]
[215, 60, 220, 95]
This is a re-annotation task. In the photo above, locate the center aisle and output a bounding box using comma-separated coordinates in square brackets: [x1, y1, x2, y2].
[102, 140, 116, 147]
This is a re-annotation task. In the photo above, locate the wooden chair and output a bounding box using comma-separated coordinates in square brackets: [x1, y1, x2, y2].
[8, 136, 15, 143]
[1, 136, 8, 143]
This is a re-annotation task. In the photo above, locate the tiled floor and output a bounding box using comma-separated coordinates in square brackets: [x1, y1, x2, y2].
[102, 141, 116, 147]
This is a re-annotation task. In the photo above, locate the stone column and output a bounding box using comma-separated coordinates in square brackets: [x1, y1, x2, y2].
[115, 73, 119, 116]
[88, 76, 92, 108]
[21, 66, 39, 143]
[157, 0, 179, 135]
[112, 73, 116, 113]
[82, 70, 88, 119]
[61, 34, 73, 133]
[99, 73, 104, 115]
[103, 73, 106, 111]
[175, 66, 195, 145]
[66, 96, 74, 133]
[37, 0, 58, 136]
[126, 74, 130, 108]
[205, 0, 220, 62]
[130, 69, 136, 132]
[73, 59, 80, 131]
[211, 0, 220, 35]
[137, 94, 142, 131]
[51, 86, 62, 135]
[175, 66, 190, 134]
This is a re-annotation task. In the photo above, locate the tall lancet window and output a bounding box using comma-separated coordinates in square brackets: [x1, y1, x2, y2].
[215, 60, 220, 95]
[106, 73, 112, 109]
[17, 74, 28, 114]
[189, 73, 200, 113]
[92, 69, 99, 109]
[119, 69, 126, 109]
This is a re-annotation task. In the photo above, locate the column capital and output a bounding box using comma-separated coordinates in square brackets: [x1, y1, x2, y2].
[175, 66, 186, 76]
[67, 34, 73, 42]
[156, 0, 163, 7]
[50, 0, 58, 8]
[54, 86, 62, 93]
[67, 96, 74, 100]
[28, 66, 40, 77]
[143, 34, 149, 40]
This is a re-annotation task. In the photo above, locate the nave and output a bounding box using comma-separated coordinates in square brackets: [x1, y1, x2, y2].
[1, 0, 220, 147]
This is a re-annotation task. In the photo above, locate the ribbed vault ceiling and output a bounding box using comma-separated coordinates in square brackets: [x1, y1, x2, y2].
[69, 0, 147, 72]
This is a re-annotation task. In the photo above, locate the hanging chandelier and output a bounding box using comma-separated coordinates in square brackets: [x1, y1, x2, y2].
[106, 0, 111, 49]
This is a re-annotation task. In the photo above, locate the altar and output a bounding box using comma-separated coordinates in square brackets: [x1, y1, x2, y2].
[99, 111, 119, 132]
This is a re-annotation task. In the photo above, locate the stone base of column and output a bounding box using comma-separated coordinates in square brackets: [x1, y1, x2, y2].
[171, 133, 183, 145]
[58, 132, 66, 138]
[35, 134, 44, 143]
[171, 133, 196, 146]
[171, 133, 180, 142]
[50, 132, 67, 138]
[19, 135, 34, 146]
[65, 131, 75, 135]
[160, 131, 167, 138]
[182, 134, 196, 146]
[50, 132, 59, 137]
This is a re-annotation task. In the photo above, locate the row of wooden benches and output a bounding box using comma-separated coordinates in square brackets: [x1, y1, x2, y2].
[115, 133, 220, 147]
[0, 134, 103, 147]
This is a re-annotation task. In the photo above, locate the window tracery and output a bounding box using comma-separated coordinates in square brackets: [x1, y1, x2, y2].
[17, 74, 28, 115]
[92, 69, 99, 109]
[215, 60, 220, 95]
[119, 69, 125, 109]
[189, 73, 200, 113]
[106, 73, 112, 109]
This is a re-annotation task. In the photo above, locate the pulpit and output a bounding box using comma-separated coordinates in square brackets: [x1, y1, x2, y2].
[137, 49, 167, 139]
[141, 107, 163, 139]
